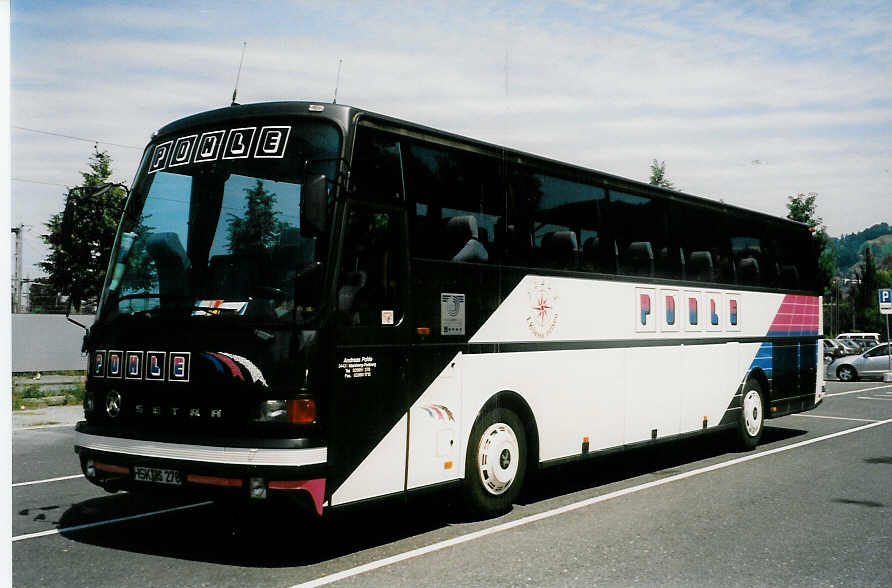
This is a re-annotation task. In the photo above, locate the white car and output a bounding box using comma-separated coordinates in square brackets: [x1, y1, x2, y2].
[828, 343, 892, 381]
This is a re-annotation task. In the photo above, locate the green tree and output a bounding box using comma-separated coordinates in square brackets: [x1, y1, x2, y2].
[227, 179, 280, 253]
[785, 192, 837, 294]
[850, 247, 883, 332]
[648, 159, 675, 190]
[40, 148, 128, 312]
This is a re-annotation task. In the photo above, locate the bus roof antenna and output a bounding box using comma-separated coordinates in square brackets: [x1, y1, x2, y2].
[332, 58, 343, 104]
[231, 41, 247, 106]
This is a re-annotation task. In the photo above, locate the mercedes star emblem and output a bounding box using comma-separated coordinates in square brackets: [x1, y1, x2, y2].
[106, 390, 122, 418]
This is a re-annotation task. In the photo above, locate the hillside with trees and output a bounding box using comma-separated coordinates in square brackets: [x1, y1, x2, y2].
[825, 223, 892, 336]
[783, 192, 890, 336]
[833, 222, 892, 274]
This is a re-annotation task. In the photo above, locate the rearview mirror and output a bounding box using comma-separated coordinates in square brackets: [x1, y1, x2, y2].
[300, 174, 329, 237]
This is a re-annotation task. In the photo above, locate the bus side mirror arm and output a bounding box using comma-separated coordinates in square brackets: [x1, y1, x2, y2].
[60, 182, 129, 337]
[61, 189, 88, 334]
[300, 174, 329, 237]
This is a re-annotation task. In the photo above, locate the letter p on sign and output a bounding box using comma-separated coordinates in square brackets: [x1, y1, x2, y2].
[879, 288, 892, 315]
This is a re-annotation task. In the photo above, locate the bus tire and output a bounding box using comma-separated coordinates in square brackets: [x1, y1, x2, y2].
[462, 408, 527, 518]
[735, 379, 765, 450]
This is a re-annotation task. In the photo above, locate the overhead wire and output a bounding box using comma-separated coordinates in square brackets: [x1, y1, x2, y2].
[12, 177, 69, 188]
[12, 125, 143, 150]
[13, 125, 141, 189]
[12, 125, 142, 281]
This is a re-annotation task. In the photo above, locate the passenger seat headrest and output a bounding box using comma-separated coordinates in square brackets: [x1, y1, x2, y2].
[446, 216, 479, 240]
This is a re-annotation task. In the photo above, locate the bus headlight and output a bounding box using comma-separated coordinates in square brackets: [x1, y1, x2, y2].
[254, 399, 316, 424]
[258, 400, 287, 422]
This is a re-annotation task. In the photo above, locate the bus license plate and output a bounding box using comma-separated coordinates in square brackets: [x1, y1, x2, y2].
[134, 466, 182, 486]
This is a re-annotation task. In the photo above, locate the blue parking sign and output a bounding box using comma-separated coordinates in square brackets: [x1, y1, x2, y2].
[880, 288, 892, 314]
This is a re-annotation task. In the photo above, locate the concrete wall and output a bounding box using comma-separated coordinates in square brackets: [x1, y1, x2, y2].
[12, 314, 95, 372]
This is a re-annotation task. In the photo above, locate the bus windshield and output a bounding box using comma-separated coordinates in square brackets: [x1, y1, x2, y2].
[98, 118, 340, 323]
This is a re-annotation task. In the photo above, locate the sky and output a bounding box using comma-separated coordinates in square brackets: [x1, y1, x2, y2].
[9, 0, 892, 281]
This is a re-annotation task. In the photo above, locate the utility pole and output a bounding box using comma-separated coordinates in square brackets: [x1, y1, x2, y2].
[11, 224, 23, 313]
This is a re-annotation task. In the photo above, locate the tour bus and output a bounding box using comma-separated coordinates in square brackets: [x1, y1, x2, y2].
[73, 101, 824, 517]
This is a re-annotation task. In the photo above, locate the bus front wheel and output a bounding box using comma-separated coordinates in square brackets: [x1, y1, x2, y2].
[462, 408, 527, 518]
[735, 379, 765, 450]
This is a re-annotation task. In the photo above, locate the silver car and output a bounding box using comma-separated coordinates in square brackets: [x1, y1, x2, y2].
[836, 339, 862, 355]
[828, 343, 892, 381]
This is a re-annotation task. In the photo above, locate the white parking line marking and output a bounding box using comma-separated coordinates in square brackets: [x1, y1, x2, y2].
[13, 423, 76, 431]
[825, 384, 892, 397]
[789, 414, 879, 423]
[12, 474, 83, 487]
[11, 501, 214, 543]
[857, 396, 892, 401]
[291, 417, 892, 588]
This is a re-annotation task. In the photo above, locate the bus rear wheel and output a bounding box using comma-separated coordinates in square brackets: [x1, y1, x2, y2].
[462, 408, 527, 518]
[734, 379, 765, 451]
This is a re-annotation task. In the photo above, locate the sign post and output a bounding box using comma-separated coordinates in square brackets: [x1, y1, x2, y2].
[879, 289, 892, 381]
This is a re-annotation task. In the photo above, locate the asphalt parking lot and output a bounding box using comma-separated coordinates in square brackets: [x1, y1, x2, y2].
[11, 380, 892, 587]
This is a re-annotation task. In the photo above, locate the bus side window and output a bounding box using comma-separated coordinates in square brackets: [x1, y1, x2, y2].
[403, 141, 502, 263]
[511, 169, 605, 272]
[338, 207, 403, 327]
[731, 217, 805, 289]
[610, 191, 677, 278]
[351, 127, 404, 202]
[677, 204, 732, 284]
[773, 226, 812, 290]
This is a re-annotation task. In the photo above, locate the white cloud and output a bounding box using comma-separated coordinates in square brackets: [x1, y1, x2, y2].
[11, 0, 892, 277]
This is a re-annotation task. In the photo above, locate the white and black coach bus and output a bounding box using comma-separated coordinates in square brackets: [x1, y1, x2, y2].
[74, 101, 824, 517]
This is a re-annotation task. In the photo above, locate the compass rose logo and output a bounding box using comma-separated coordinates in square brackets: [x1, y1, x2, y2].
[526, 279, 559, 338]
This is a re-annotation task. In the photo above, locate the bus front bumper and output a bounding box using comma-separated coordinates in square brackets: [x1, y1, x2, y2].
[74, 425, 328, 515]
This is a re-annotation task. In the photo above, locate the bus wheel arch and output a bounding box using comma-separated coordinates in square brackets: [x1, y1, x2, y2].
[477, 391, 540, 475]
[746, 368, 770, 405]
[462, 392, 539, 518]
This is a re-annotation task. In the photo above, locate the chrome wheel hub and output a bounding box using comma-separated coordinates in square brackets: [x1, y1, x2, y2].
[477, 422, 519, 496]
[743, 389, 762, 437]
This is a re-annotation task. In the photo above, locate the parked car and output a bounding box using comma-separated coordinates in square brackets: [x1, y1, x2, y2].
[836, 339, 862, 355]
[837, 332, 881, 350]
[855, 338, 879, 351]
[828, 343, 892, 381]
[823, 339, 845, 364]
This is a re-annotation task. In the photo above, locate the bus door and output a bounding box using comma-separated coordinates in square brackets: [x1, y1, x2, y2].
[328, 201, 410, 506]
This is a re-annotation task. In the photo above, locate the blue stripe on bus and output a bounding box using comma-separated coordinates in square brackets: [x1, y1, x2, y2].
[749, 342, 773, 378]
[766, 329, 819, 338]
